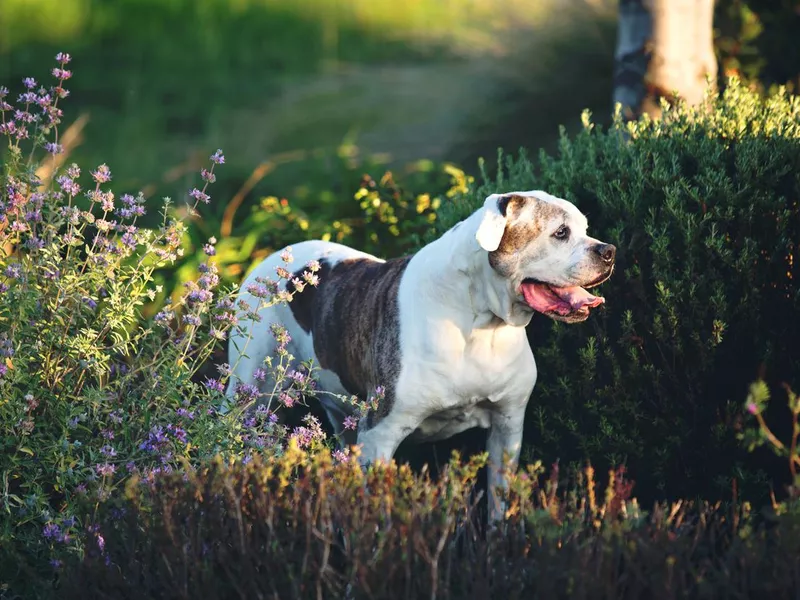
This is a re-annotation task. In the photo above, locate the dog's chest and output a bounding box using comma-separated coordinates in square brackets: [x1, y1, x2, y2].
[402, 320, 535, 406]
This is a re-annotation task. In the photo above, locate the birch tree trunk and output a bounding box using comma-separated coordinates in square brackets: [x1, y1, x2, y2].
[614, 0, 718, 120]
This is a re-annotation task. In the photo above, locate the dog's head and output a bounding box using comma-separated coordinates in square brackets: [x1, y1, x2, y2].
[475, 190, 615, 324]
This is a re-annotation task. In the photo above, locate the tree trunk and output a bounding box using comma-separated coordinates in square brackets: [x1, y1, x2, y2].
[614, 0, 718, 120]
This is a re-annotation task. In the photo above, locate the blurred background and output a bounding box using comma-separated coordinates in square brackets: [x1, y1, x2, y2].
[1, 0, 798, 303]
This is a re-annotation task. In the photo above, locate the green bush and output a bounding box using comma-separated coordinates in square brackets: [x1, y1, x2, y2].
[62, 448, 800, 599]
[430, 79, 800, 502]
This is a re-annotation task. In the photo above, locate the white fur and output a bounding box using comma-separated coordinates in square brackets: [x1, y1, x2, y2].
[227, 190, 609, 521]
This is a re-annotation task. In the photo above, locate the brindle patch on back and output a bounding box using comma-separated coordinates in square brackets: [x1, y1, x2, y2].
[488, 194, 567, 276]
[288, 255, 412, 428]
[287, 260, 332, 333]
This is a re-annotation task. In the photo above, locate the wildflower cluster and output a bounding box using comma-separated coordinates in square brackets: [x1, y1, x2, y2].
[0, 56, 341, 586]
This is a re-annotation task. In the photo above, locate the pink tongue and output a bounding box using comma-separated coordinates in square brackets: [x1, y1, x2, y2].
[521, 283, 604, 316]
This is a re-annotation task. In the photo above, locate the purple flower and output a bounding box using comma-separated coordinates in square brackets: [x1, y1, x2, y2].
[139, 425, 168, 453]
[17, 92, 36, 104]
[253, 368, 267, 382]
[176, 408, 195, 420]
[95, 463, 116, 477]
[167, 424, 188, 444]
[4, 263, 21, 279]
[203, 243, 216, 256]
[100, 445, 117, 457]
[246, 282, 270, 299]
[204, 377, 225, 393]
[186, 288, 213, 304]
[91, 164, 112, 184]
[182, 314, 202, 327]
[23, 78, 36, 90]
[343, 415, 359, 430]
[50, 559, 63, 569]
[44, 142, 63, 155]
[121, 231, 137, 249]
[200, 168, 216, 183]
[55, 52, 72, 64]
[51, 68, 72, 81]
[0, 336, 13, 358]
[36, 93, 52, 108]
[14, 110, 34, 123]
[270, 323, 292, 353]
[25, 237, 45, 250]
[24, 209, 42, 222]
[289, 369, 307, 385]
[154, 310, 174, 326]
[83, 297, 97, 310]
[235, 383, 260, 403]
[0, 364, 6, 378]
[189, 188, 210, 204]
[100, 191, 114, 212]
[279, 390, 296, 408]
[57, 175, 81, 197]
[117, 193, 146, 219]
[210, 149, 225, 164]
[43, 523, 61, 539]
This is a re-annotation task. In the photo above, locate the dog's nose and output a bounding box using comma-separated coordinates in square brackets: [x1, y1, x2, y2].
[594, 243, 616, 264]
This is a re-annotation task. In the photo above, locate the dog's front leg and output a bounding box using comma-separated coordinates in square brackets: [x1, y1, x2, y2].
[486, 403, 527, 523]
[355, 410, 420, 466]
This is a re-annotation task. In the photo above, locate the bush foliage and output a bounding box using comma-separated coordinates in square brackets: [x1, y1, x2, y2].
[64, 448, 800, 600]
[432, 79, 800, 502]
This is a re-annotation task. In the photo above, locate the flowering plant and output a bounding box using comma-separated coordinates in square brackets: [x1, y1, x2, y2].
[0, 54, 348, 580]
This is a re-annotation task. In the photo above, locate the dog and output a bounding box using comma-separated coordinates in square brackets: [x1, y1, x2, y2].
[226, 190, 615, 520]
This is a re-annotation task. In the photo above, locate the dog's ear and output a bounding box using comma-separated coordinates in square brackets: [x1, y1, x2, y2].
[476, 193, 523, 251]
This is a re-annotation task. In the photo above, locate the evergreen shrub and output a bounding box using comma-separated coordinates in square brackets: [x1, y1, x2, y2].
[430, 79, 800, 501]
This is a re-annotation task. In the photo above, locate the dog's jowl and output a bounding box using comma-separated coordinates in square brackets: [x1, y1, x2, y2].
[227, 190, 616, 520]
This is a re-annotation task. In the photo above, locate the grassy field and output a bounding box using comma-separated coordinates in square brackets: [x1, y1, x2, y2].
[0, 0, 616, 224]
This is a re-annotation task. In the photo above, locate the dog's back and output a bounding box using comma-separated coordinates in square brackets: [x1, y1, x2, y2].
[226, 240, 405, 433]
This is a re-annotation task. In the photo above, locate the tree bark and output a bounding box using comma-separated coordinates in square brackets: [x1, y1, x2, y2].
[614, 0, 718, 120]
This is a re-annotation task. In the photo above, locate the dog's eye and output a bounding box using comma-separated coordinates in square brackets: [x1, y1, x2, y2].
[553, 225, 570, 240]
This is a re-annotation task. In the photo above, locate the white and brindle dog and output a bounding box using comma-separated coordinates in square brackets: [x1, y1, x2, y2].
[227, 190, 615, 519]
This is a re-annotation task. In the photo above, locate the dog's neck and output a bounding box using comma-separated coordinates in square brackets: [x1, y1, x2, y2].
[413, 209, 534, 331]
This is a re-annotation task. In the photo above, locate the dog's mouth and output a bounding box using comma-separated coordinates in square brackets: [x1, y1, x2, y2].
[519, 272, 610, 321]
